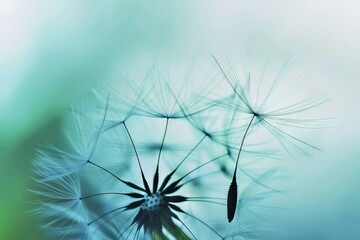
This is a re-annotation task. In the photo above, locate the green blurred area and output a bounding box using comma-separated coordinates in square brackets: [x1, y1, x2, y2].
[0, 1, 195, 239]
[0, 118, 63, 240]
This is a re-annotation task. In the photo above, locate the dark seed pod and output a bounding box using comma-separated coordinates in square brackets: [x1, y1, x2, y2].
[227, 178, 238, 223]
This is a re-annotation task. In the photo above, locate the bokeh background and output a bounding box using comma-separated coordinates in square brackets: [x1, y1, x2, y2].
[1, 1, 359, 239]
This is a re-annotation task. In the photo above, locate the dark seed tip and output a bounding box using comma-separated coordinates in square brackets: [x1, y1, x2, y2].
[227, 180, 238, 223]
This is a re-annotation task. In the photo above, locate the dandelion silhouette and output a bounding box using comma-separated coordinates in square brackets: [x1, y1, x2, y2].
[31, 58, 326, 239]
[31, 68, 238, 239]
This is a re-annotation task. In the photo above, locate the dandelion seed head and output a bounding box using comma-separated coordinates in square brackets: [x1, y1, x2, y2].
[141, 192, 164, 211]
[30, 58, 325, 239]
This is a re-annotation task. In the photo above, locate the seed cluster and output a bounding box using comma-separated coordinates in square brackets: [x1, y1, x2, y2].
[141, 192, 164, 211]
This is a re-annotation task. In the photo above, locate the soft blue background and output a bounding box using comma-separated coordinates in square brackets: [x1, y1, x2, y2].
[1, 1, 359, 239]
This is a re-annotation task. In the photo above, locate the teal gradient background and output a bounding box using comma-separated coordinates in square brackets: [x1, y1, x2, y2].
[1, 1, 359, 239]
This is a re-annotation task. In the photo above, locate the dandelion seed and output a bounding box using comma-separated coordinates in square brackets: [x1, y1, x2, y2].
[211, 55, 328, 223]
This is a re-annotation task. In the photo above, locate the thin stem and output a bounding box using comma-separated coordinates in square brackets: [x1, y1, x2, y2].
[122, 122, 151, 195]
[126, 224, 136, 240]
[80, 192, 125, 200]
[181, 212, 224, 239]
[188, 197, 226, 201]
[88, 161, 145, 192]
[186, 199, 226, 206]
[88, 207, 125, 225]
[157, 118, 169, 166]
[182, 154, 227, 180]
[227, 114, 256, 223]
[174, 216, 198, 240]
[122, 122, 143, 173]
[177, 134, 207, 171]
[181, 170, 218, 186]
[88, 161, 122, 182]
[80, 192, 143, 200]
[159, 134, 207, 191]
[153, 117, 170, 192]
[162, 154, 226, 194]
[117, 218, 134, 240]
[233, 114, 255, 178]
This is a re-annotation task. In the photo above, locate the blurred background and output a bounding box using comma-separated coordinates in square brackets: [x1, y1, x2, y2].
[1, 0, 359, 239]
